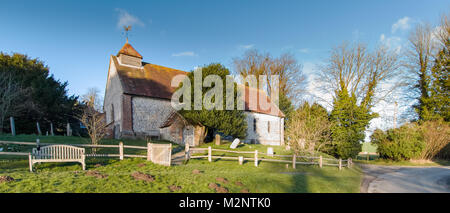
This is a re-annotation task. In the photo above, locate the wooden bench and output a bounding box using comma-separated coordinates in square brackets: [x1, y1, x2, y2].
[28, 145, 86, 172]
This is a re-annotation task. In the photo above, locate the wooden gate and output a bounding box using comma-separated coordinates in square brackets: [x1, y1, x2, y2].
[147, 143, 172, 166]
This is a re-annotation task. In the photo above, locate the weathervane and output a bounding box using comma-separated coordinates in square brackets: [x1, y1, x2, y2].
[123, 25, 132, 43]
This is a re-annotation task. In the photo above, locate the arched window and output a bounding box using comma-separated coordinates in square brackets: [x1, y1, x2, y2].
[267, 121, 270, 133]
[253, 118, 257, 133]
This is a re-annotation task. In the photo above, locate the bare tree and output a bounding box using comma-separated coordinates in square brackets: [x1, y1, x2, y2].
[316, 42, 402, 110]
[434, 13, 450, 50]
[419, 120, 450, 160]
[78, 88, 106, 153]
[285, 103, 331, 155]
[233, 50, 306, 102]
[0, 73, 28, 134]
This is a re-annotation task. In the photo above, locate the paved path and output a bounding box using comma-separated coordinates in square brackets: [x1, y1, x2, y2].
[360, 164, 450, 193]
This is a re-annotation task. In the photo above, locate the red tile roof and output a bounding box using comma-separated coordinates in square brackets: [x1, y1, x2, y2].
[117, 42, 143, 59]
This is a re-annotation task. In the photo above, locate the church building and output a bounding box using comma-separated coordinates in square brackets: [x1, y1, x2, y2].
[103, 41, 285, 146]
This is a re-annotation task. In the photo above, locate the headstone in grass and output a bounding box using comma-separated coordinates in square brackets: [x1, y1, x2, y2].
[267, 147, 274, 156]
[230, 138, 240, 149]
[0, 176, 14, 183]
[215, 134, 221, 145]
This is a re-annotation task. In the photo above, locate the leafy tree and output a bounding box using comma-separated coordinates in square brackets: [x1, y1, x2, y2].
[371, 124, 425, 161]
[329, 86, 377, 158]
[0, 53, 78, 134]
[177, 63, 247, 141]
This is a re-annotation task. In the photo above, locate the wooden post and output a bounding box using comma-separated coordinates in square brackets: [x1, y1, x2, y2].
[168, 143, 172, 166]
[185, 143, 190, 161]
[339, 158, 342, 170]
[348, 158, 351, 168]
[147, 143, 152, 161]
[208, 146, 212, 162]
[10, 117, 15, 136]
[28, 153, 33, 172]
[239, 156, 243, 165]
[319, 155, 322, 168]
[215, 134, 221, 145]
[254, 150, 258, 167]
[119, 142, 124, 160]
[292, 154, 296, 169]
[36, 122, 42, 135]
[50, 123, 54, 136]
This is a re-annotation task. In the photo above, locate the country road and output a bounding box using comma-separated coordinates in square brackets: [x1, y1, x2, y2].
[360, 164, 450, 193]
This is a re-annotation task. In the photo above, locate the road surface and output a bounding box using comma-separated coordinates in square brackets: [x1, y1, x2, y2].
[360, 164, 450, 193]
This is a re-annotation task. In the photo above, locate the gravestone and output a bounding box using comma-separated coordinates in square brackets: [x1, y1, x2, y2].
[66, 123, 72, 136]
[267, 147, 274, 156]
[10, 117, 15, 136]
[230, 138, 240, 149]
[215, 134, 221, 145]
[50, 123, 54, 136]
[36, 122, 42, 135]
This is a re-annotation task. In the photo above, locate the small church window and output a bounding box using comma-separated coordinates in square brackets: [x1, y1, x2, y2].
[253, 118, 257, 132]
[268, 121, 270, 133]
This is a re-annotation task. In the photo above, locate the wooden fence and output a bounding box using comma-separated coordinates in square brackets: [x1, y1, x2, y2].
[0, 140, 172, 166]
[185, 144, 352, 170]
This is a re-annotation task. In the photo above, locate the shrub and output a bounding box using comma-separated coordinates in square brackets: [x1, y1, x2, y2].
[371, 123, 425, 161]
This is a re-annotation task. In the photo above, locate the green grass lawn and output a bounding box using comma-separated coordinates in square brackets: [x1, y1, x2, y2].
[0, 134, 362, 193]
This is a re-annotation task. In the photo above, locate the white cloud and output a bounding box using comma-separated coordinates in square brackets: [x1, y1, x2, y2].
[391, 17, 411, 33]
[299, 48, 310, 53]
[116, 9, 145, 29]
[238, 44, 255, 49]
[380, 34, 403, 53]
[172, 51, 197, 57]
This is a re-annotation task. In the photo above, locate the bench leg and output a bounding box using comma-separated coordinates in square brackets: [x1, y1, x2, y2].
[81, 154, 86, 170]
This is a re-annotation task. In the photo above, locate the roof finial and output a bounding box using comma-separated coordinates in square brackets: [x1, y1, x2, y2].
[123, 25, 132, 43]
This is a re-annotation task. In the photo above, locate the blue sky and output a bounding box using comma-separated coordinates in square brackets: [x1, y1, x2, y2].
[0, 0, 449, 98]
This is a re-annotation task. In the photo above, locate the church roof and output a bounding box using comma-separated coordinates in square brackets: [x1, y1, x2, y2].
[110, 56, 284, 118]
[117, 42, 143, 59]
[112, 55, 186, 100]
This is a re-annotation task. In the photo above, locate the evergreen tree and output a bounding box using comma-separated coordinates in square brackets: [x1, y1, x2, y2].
[178, 63, 247, 140]
[278, 92, 294, 123]
[427, 41, 450, 122]
[0, 53, 78, 134]
[329, 86, 377, 158]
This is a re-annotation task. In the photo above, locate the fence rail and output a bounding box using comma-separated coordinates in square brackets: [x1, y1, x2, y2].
[184, 144, 352, 170]
[0, 140, 171, 167]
